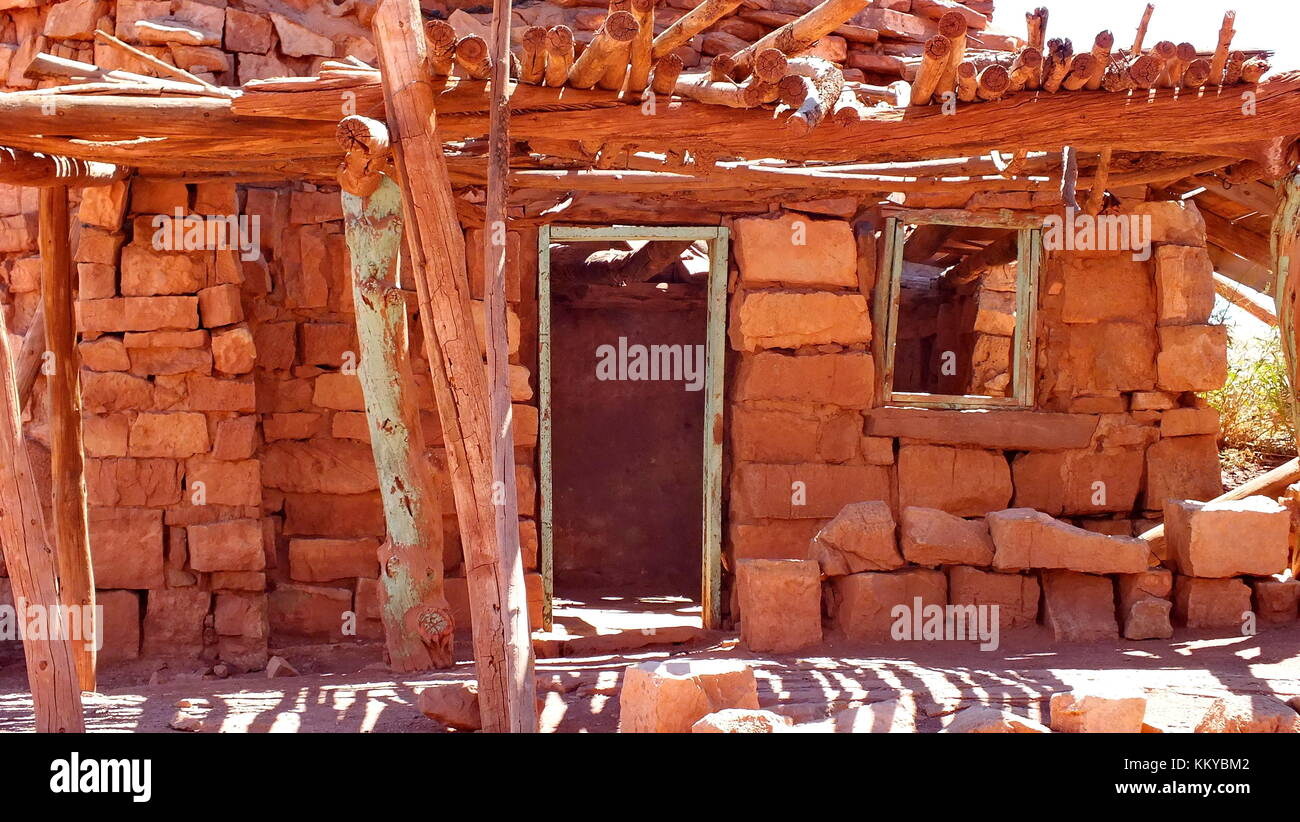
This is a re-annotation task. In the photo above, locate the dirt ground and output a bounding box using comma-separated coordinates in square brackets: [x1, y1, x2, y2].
[2, 621, 1298, 732]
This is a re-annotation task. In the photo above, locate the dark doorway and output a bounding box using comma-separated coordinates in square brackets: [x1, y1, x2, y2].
[548, 240, 709, 598]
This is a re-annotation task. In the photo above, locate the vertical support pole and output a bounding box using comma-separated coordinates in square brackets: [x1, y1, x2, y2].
[40, 185, 95, 693]
[1012, 227, 1041, 407]
[372, 0, 536, 732]
[702, 227, 728, 629]
[482, 0, 535, 709]
[1271, 172, 1300, 443]
[0, 265, 84, 733]
[537, 225, 553, 630]
[341, 170, 454, 670]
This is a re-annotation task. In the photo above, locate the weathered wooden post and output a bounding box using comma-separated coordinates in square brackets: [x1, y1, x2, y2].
[0, 260, 84, 733]
[371, 0, 536, 731]
[338, 115, 455, 671]
[40, 185, 96, 692]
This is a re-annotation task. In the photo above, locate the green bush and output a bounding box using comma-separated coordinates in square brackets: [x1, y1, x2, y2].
[1205, 322, 1295, 457]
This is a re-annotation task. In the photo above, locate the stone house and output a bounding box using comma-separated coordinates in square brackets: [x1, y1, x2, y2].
[0, 0, 1296, 681]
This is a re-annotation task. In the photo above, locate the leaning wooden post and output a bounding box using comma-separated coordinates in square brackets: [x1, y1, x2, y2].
[1271, 171, 1300, 447]
[0, 272, 84, 732]
[39, 185, 96, 692]
[372, 0, 537, 732]
[483, 0, 534, 718]
[338, 117, 455, 671]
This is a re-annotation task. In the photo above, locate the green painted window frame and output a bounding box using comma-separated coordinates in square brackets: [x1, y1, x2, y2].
[873, 215, 1042, 410]
[537, 225, 729, 630]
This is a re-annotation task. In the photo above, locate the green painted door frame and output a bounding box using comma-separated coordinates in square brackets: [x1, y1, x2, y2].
[537, 225, 729, 629]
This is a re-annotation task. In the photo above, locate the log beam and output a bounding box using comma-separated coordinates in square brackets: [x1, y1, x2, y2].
[372, 0, 536, 732]
[731, 0, 869, 79]
[0, 146, 126, 187]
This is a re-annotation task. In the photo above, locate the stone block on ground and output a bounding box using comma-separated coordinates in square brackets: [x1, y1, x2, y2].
[735, 559, 822, 653]
[1194, 695, 1300, 733]
[1049, 689, 1146, 733]
[418, 681, 481, 731]
[618, 659, 760, 733]
[691, 708, 792, 733]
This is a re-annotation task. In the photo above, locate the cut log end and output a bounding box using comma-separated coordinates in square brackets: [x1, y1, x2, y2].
[752, 47, 789, 84]
[425, 19, 457, 54]
[605, 10, 639, 42]
[650, 53, 684, 96]
[937, 9, 967, 40]
[1182, 57, 1212, 88]
[1128, 53, 1161, 88]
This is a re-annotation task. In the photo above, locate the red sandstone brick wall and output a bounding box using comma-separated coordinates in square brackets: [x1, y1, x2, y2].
[723, 203, 1226, 617]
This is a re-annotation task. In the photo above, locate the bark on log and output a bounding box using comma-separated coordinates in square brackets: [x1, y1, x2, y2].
[372, 0, 536, 732]
[1181, 57, 1212, 88]
[543, 26, 575, 87]
[1006, 46, 1041, 92]
[1242, 57, 1270, 84]
[956, 61, 977, 102]
[337, 114, 391, 197]
[426, 19, 457, 77]
[0, 272, 84, 733]
[626, 0, 655, 92]
[456, 35, 493, 80]
[567, 10, 637, 89]
[40, 186, 96, 693]
[1025, 6, 1048, 52]
[1040, 37, 1072, 92]
[652, 0, 743, 60]
[1131, 3, 1154, 54]
[1085, 30, 1112, 90]
[1084, 145, 1111, 215]
[934, 10, 967, 98]
[342, 172, 454, 670]
[1161, 41, 1193, 88]
[1061, 52, 1097, 91]
[1209, 10, 1236, 83]
[16, 305, 44, 411]
[483, 0, 529, 718]
[831, 85, 870, 124]
[975, 63, 1009, 100]
[781, 56, 844, 134]
[731, 0, 869, 79]
[519, 26, 548, 85]
[909, 34, 951, 104]
[675, 72, 777, 107]
[1224, 50, 1247, 85]
[650, 53, 683, 96]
